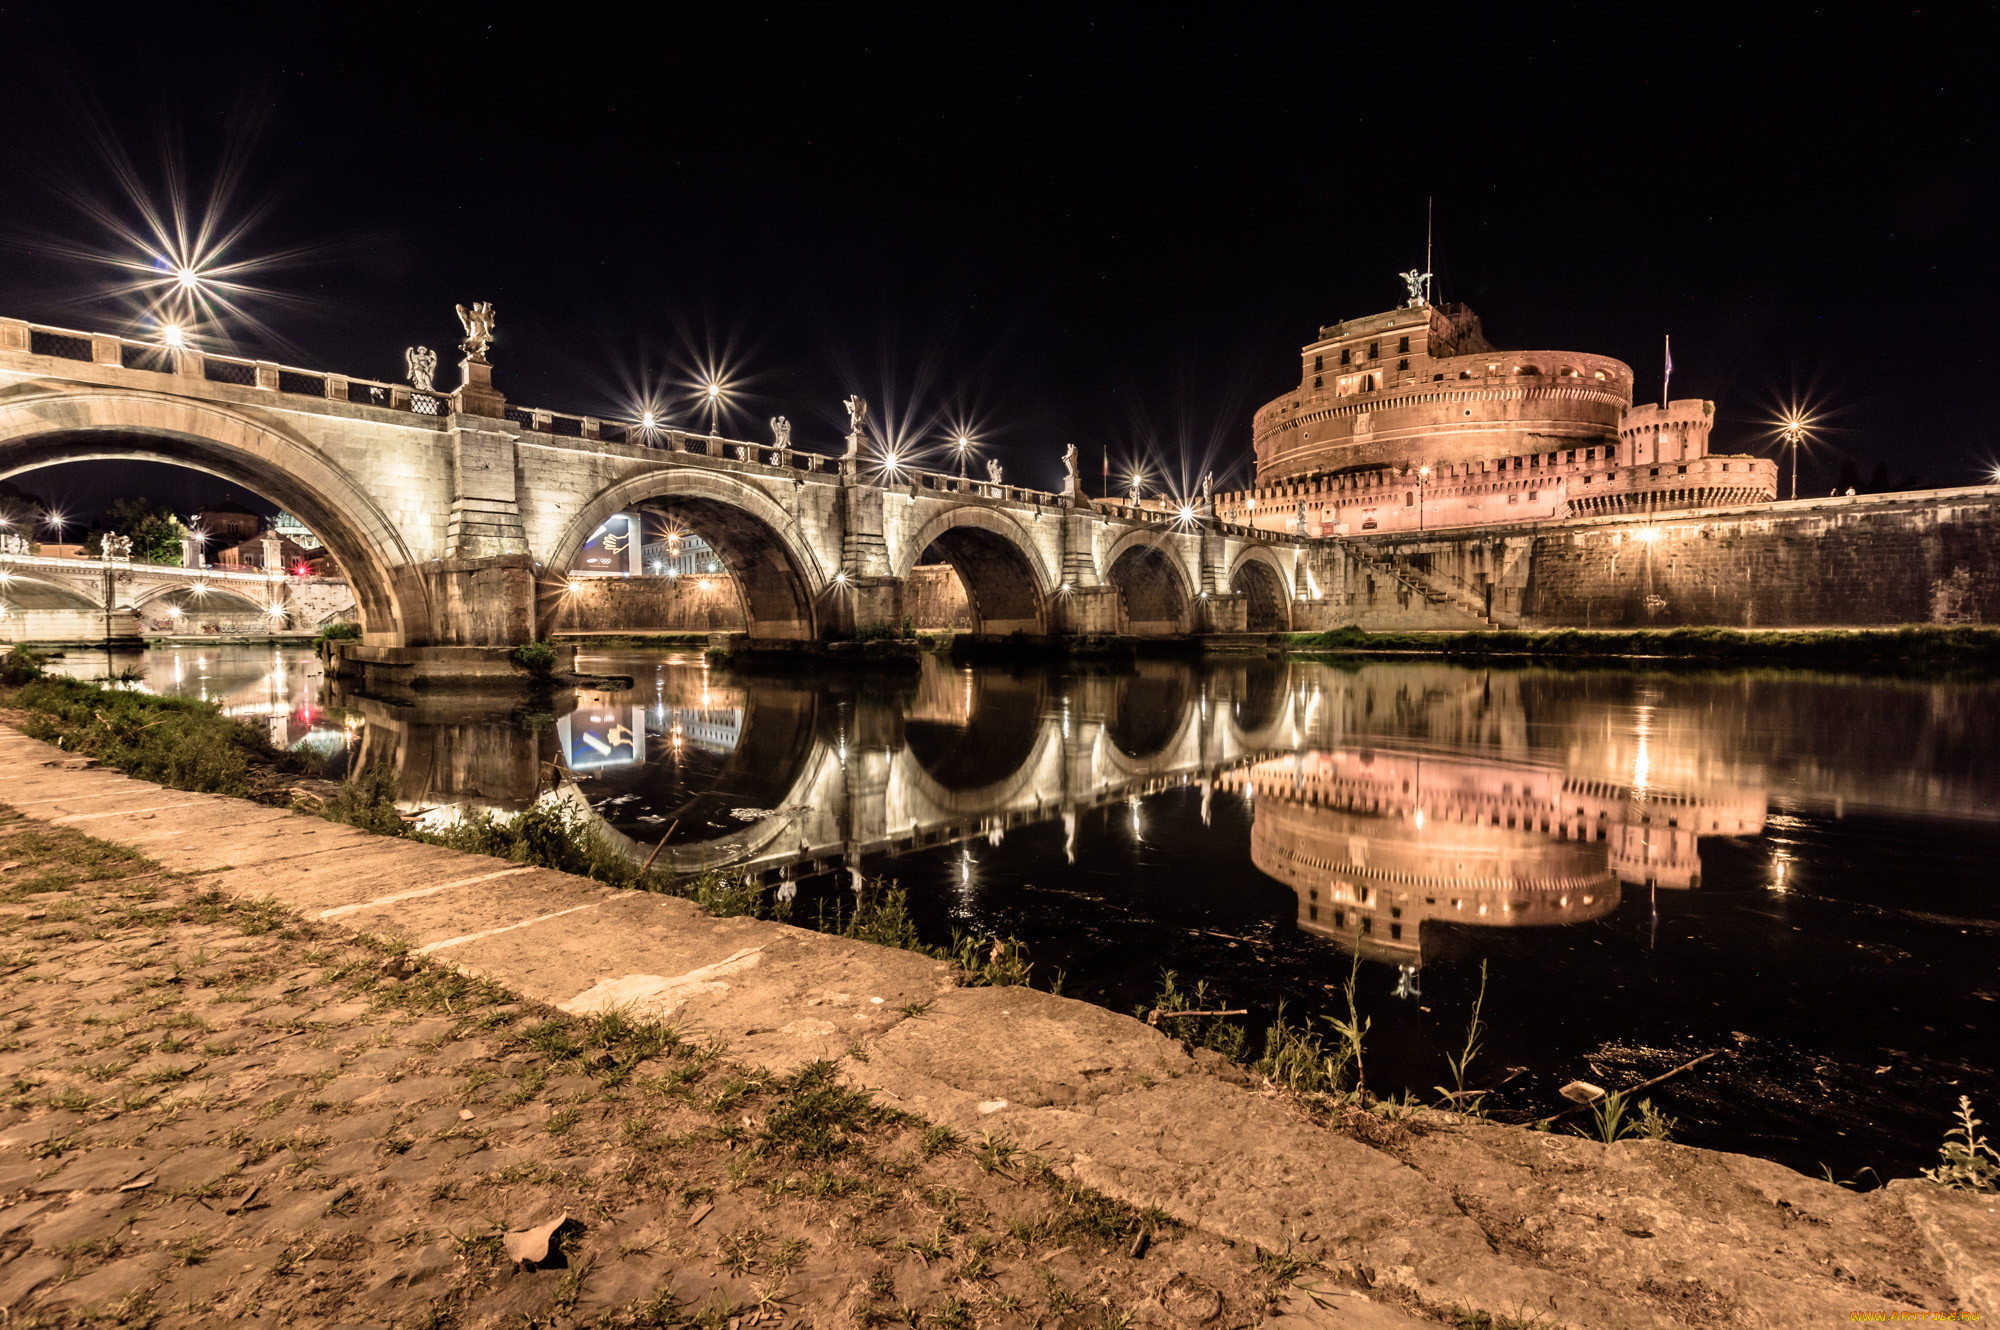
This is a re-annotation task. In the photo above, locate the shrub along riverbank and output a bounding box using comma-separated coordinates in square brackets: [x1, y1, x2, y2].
[1281, 623, 2000, 663]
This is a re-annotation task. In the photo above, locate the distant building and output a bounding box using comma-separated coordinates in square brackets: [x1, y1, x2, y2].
[1169, 290, 1780, 537]
[196, 501, 261, 544]
[272, 512, 322, 550]
[641, 532, 720, 577]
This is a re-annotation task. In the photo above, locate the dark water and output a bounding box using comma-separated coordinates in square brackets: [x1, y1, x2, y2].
[61, 643, 2000, 1181]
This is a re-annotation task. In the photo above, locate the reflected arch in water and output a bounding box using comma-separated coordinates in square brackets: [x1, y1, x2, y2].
[1226, 546, 1293, 632]
[1103, 529, 1194, 635]
[899, 508, 1051, 635]
[1208, 657, 1293, 744]
[543, 469, 824, 641]
[1104, 662, 1196, 759]
[0, 393, 421, 642]
[903, 661, 1050, 801]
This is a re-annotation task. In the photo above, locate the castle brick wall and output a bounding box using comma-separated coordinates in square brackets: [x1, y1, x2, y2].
[553, 574, 746, 633]
[1358, 488, 2000, 629]
[906, 564, 972, 630]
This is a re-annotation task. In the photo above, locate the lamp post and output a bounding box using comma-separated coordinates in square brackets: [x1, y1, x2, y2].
[1776, 410, 1813, 502]
[704, 383, 721, 438]
[952, 434, 971, 480]
[1417, 465, 1430, 532]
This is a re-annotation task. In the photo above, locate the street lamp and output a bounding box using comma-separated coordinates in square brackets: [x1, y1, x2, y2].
[703, 382, 721, 437]
[1777, 410, 1813, 501]
[1417, 464, 1430, 532]
[951, 434, 973, 479]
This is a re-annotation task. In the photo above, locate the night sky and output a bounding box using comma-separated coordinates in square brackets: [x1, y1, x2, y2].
[2, 6, 1993, 522]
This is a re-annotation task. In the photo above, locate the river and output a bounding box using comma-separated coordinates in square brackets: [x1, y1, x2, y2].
[47, 642, 2000, 1181]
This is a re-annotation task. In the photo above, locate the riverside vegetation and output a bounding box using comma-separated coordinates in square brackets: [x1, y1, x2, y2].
[4, 645, 1994, 1204]
[1280, 623, 2000, 665]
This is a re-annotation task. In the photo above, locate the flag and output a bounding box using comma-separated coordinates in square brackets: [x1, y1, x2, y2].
[1662, 335, 1673, 407]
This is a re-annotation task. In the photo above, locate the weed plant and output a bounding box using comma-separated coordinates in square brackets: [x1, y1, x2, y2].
[1435, 959, 1488, 1112]
[1922, 1096, 2000, 1192]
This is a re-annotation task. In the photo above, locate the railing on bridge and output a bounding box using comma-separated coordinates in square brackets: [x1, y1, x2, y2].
[8, 313, 1274, 522]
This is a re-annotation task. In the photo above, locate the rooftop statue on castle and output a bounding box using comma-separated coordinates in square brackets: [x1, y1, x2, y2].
[404, 345, 437, 392]
[1399, 269, 1432, 308]
[456, 302, 497, 363]
[842, 396, 869, 458]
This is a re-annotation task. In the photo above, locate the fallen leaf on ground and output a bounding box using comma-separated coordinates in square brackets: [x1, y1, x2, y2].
[504, 1213, 569, 1267]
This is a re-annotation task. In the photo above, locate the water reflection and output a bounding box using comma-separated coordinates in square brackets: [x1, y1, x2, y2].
[45, 644, 351, 760]
[1225, 745, 1767, 966]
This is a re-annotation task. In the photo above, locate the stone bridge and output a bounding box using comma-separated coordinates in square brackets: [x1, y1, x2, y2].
[0, 551, 356, 642]
[0, 314, 1310, 668]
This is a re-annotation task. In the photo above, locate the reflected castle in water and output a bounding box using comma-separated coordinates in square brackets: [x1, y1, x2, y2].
[1223, 746, 1765, 966]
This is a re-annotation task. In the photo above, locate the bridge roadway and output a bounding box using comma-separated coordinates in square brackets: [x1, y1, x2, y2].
[0, 313, 1314, 670]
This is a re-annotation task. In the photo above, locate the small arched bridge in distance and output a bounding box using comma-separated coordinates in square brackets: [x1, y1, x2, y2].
[0, 551, 356, 642]
[1, 313, 1312, 674]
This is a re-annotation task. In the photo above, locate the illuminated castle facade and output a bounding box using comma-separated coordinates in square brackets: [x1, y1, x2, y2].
[1212, 293, 1779, 536]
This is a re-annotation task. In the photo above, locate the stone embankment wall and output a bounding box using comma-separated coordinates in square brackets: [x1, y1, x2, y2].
[905, 564, 972, 630]
[552, 574, 746, 633]
[1355, 487, 2000, 629]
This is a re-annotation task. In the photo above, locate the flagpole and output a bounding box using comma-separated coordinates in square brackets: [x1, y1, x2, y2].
[1662, 334, 1671, 409]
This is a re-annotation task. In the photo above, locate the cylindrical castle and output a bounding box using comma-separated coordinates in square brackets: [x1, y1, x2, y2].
[1250, 303, 1634, 484]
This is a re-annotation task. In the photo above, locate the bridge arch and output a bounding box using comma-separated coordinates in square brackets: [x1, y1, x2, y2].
[0, 573, 99, 611]
[1227, 546, 1293, 632]
[132, 582, 271, 615]
[897, 507, 1050, 635]
[0, 388, 424, 644]
[1102, 529, 1196, 635]
[546, 468, 826, 641]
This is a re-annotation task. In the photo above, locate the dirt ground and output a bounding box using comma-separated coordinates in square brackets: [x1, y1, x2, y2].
[0, 805, 1326, 1329]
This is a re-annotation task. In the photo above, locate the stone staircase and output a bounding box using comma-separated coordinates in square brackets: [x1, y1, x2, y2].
[1320, 535, 1506, 628]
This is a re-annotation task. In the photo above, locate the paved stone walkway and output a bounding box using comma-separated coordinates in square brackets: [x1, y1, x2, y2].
[0, 800, 1373, 1328]
[2, 723, 1995, 1327]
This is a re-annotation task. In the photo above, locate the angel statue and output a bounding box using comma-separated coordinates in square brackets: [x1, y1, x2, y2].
[1201, 470, 1214, 507]
[405, 345, 438, 392]
[1061, 443, 1080, 496]
[842, 396, 869, 458]
[1399, 269, 1432, 308]
[986, 458, 1003, 487]
[770, 415, 793, 449]
[456, 302, 498, 363]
